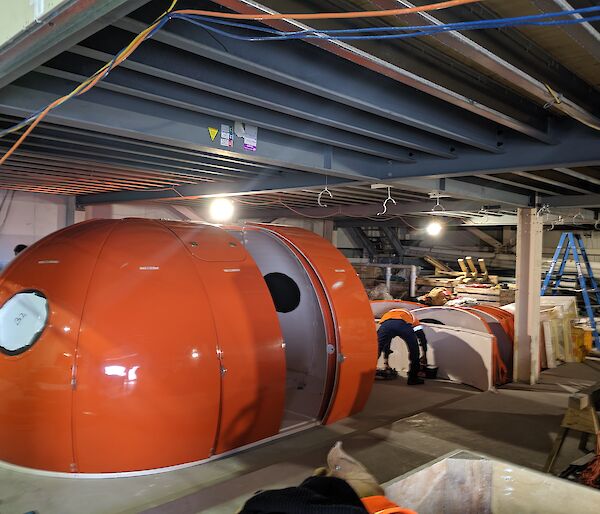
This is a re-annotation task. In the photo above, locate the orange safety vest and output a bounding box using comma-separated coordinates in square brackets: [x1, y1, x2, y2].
[380, 309, 419, 328]
[362, 495, 418, 514]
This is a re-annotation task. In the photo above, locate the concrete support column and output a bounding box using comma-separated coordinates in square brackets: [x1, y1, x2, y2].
[65, 196, 76, 226]
[322, 220, 334, 242]
[514, 208, 543, 384]
[502, 226, 513, 248]
[85, 204, 114, 220]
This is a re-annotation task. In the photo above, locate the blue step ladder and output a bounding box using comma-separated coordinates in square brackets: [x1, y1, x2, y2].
[541, 232, 600, 350]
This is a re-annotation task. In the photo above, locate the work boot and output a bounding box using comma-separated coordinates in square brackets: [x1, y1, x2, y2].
[375, 368, 398, 380]
[407, 375, 425, 385]
[326, 442, 384, 498]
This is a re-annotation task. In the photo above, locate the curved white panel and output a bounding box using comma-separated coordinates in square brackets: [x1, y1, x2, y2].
[412, 307, 490, 334]
[235, 229, 328, 422]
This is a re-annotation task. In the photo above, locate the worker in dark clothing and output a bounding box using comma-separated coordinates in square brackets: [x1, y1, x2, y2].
[377, 309, 428, 385]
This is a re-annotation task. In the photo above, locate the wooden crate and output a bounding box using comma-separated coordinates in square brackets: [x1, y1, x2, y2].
[416, 277, 460, 288]
[454, 285, 515, 306]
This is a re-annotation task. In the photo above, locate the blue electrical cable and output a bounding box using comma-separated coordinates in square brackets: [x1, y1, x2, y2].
[171, 7, 600, 42]
[172, 4, 600, 38]
[2, 5, 599, 139]
[171, 14, 600, 42]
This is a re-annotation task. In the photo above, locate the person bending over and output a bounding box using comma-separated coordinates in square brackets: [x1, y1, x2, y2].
[377, 308, 428, 385]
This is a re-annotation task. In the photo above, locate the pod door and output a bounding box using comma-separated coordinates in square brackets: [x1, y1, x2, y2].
[235, 228, 330, 430]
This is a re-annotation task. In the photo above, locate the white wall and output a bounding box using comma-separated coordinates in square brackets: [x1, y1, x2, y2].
[84, 202, 189, 221]
[0, 0, 68, 48]
[544, 230, 600, 263]
[0, 191, 69, 269]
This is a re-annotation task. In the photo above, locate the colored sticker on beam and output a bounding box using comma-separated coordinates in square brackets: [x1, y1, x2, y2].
[220, 124, 233, 148]
[243, 125, 258, 152]
[234, 122, 258, 152]
[208, 127, 218, 141]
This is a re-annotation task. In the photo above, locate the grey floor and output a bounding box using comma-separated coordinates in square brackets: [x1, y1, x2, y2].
[1, 361, 599, 514]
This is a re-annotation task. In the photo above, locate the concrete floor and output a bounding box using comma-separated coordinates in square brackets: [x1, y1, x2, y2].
[1, 361, 599, 514]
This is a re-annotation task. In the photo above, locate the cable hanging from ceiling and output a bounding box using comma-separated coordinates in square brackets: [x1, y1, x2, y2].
[2, 0, 600, 167]
[175, 5, 600, 42]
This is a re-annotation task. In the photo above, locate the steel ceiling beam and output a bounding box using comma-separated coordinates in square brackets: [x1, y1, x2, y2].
[0, 0, 149, 90]
[534, 0, 600, 62]
[0, 116, 287, 174]
[544, 194, 600, 208]
[65, 43, 455, 158]
[36, 65, 415, 162]
[0, 136, 262, 180]
[75, 113, 600, 203]
[390, 177, 531, 207]
[511, 171, 590, 194]
[480, 174, 559, 196]
[384, 119, 600, 179]
[209, 1, 552, 142]
[227, 198, 513, 221]
[554, 168, 600, 187]
[3, 78, 599, 205]
[116, 17, 533, 149]
[77, 174, 350, 204]
[0, 83, 389, 182]
[370, 0, 600, 131]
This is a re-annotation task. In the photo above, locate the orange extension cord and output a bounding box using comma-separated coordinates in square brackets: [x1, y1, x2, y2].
[0, 0, 480, 167]
[177, 0, 480, 20]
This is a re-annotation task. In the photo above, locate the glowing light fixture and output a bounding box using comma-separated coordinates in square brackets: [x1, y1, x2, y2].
[426, 221, 443, 236]
[209, 198, 235, 222]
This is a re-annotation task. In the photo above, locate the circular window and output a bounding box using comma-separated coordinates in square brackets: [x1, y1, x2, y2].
[263, 272, 301, 313]
[0, 291, 48, 356]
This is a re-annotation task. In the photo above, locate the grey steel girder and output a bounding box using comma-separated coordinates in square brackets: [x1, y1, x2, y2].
[208, 0, 553, 142]
[114, 16, 527, 149]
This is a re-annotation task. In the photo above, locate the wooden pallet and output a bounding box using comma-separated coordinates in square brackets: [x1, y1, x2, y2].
[454, 285, 515, 306]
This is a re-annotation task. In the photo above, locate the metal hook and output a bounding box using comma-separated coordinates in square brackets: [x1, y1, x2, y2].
[317, 176, 333, 207]
[536, 204, 550, 218]
[545, 220, 555, 232]
[377, 186, 396, 216]
[573, 211, 584, 225]
[431, 195, 445, 212]
[595, 220, 600, 231]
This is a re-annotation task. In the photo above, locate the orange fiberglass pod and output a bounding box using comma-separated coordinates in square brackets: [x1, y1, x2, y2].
[0, 218, 376, 475]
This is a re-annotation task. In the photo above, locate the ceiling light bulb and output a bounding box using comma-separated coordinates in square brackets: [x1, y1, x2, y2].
[209, 198, 235, 222]
[426, 221, 443, 236]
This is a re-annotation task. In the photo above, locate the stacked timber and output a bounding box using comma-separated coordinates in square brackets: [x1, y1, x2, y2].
[454, 285, 515, 306]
